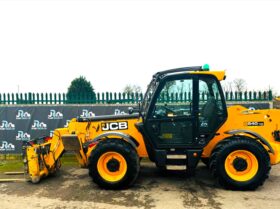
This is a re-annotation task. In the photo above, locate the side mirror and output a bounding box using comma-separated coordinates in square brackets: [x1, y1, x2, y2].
[128, 107, 134, 114]
[128, 106, 140, 115]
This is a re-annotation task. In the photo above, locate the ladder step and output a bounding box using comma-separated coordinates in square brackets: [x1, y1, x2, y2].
[166, 165, 187, 170]
[166, 155, 187, 159]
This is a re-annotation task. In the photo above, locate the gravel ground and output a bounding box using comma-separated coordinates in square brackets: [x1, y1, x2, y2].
[0, 161, 280, 209]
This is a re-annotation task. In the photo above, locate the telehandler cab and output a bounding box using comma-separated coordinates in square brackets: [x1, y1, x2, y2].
[23, 65, 280, 190]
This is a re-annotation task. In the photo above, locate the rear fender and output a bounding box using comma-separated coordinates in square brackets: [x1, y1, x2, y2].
[225, 129, 274, 154]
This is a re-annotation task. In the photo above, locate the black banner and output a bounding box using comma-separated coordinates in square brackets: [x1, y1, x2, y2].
[0, 102, 271, 154]
[0, 105, 131, 153]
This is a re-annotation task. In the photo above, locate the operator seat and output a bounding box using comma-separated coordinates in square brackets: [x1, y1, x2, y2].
[200, 96, 218, 132]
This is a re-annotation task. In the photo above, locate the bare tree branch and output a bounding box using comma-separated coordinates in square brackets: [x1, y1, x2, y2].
[233, 78, 247, 92]
[123, 84, 142, 94]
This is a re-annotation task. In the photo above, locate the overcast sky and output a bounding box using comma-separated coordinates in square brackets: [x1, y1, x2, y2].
[0, 0, 280, 94]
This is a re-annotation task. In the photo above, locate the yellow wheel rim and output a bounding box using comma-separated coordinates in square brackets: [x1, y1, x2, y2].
[225, 150, 258, 182]
[97, 152, 127, 182]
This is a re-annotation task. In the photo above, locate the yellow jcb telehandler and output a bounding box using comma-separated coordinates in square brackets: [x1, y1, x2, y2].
[23, 65, 280, 190]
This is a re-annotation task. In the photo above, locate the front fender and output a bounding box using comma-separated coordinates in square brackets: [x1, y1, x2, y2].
[84, 131, 139, 150]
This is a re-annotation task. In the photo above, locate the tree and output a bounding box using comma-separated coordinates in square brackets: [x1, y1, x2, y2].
[123, 84, 142, 94]
[162, 80, 176, 94]
[222, 81, 233, 92]
[233, 78, 247, 92]
[67, 76, 96, 103]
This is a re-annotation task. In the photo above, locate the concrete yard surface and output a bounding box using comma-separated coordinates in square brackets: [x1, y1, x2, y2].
[0, 161, 280, 209]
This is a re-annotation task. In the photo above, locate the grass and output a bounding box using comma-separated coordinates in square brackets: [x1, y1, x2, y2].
[0, 161, 24, 172]
[0, 154, 80, 173]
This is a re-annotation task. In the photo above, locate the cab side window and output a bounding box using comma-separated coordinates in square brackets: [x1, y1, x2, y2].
[152, 79, 193, 118]
[199, 77, 226, 133]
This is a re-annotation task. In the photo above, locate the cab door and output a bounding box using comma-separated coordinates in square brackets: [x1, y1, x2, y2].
[144, 74, 198, 148]
[197, 75, 228, 144]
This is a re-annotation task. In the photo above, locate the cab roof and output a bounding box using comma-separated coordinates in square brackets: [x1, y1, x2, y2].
[153, 65, 226, 81]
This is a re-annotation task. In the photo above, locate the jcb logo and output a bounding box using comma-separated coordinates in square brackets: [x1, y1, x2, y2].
[101, 122, 128, 131]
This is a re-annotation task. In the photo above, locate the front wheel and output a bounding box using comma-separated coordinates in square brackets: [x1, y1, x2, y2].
[88, 139, 140, 189]
[209, 137, 271, 190]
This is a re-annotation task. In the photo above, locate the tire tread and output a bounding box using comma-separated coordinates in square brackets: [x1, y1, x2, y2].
[209, 137, 271, 190]
[88, 139, 140, 189]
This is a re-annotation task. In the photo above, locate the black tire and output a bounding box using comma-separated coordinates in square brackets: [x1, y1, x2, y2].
[88, 139, 140, 190]
[209, 136, 271, 190]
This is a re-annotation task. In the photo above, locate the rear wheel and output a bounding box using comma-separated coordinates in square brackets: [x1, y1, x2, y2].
[209, 137, 271, 190]
[88, 139, 140, 189]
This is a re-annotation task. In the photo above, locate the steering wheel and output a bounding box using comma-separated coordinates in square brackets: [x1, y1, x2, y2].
[154, 105, 176, 118]
[162, 105, 176, 115]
